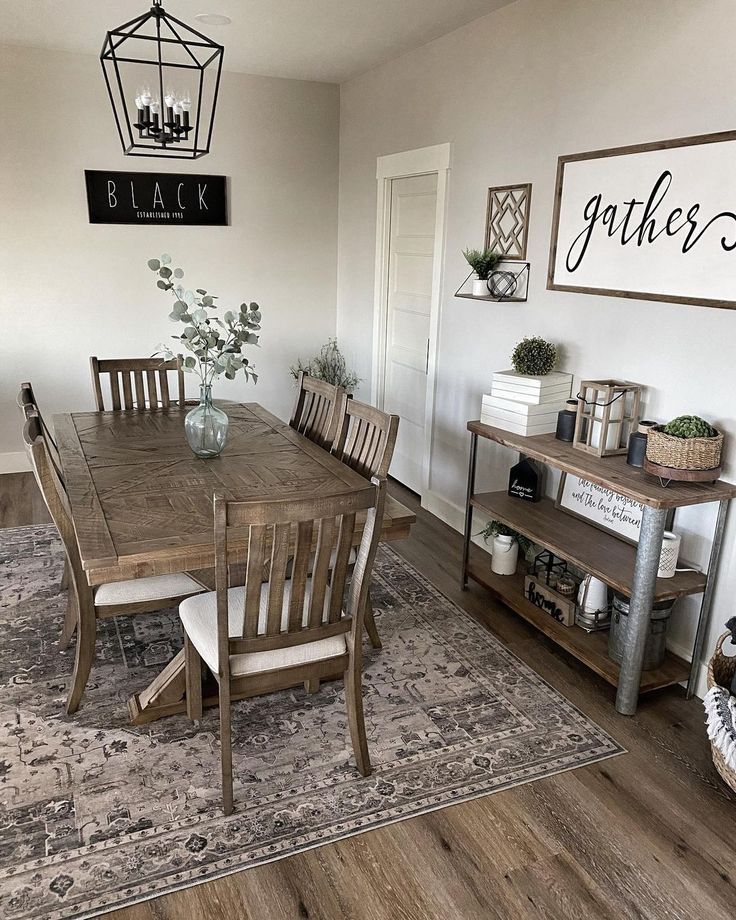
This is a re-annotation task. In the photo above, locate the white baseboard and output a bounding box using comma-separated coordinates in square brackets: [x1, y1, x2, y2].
[0, 452, 30, 474]
[422, 488, 706, 700]
[423, 489, 493, 557]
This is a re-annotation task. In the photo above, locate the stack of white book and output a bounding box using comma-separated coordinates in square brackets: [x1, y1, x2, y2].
[481, 370, 573, 436]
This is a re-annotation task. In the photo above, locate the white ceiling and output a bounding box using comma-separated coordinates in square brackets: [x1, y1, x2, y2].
[0, 0, 517, 83]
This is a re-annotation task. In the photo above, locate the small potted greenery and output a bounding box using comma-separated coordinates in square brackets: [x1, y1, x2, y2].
[646, 415, 723, 474]
[290, 338, 360, 393]
[511, 336, 558, 376]
[463, 247, 502, 296]
[479, 521, 533, 576]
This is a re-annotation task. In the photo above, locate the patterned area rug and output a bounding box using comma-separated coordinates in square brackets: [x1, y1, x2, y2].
[0, 525, 623, 920]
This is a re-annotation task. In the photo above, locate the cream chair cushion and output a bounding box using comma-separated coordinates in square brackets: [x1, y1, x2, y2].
[179, 581, 347, 678]
[95, 573, 204, 607]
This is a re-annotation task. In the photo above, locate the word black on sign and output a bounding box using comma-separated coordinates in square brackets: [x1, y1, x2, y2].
[85, 170, 227, 225]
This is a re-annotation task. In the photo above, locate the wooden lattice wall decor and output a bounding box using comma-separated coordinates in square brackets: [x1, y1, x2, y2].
[485, 183, 532, 260]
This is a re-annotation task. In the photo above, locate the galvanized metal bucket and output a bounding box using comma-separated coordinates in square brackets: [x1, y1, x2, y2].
[608, 593, 675, 670]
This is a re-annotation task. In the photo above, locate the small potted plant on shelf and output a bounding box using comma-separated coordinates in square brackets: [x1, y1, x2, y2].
[462, 247, 502, 296]
[645, 414, 723, 480]
[479, 521, 533, 576]
[290, 338, 360, 393]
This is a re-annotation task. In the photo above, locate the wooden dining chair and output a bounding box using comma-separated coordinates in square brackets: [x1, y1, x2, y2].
[17, 384, 71, 604]
[23, 415, 207, 714]
[180, 477, 387, 815]
[332, 395, 399, 480]
[17, 382, 63, 477]
[90, 356, 186, 411]
[331, 395, 399, 649]
[289, 371, 345, 449]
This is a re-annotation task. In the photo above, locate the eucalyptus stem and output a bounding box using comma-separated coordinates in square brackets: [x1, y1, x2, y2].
[149, 253, 262, 389]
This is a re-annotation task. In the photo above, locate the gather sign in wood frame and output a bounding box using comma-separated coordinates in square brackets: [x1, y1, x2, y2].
[547, 130, 736, 310]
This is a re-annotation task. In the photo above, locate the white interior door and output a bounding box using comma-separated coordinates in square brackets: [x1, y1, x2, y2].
[382, 173, 438, 494]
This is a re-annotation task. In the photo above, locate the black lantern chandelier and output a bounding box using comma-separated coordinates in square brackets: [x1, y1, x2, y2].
[100, 1, 224, 159]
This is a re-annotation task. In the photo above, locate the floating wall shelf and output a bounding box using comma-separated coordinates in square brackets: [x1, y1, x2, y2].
[455, 260, 530, 303]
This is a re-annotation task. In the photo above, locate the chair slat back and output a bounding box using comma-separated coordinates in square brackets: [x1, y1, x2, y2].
[289, 371, 345, 449]
[89, 356, 185, 411]
[17, 382, 64, 483]
[213, 480, 386, 676]
[332, 396, 399, 480]
[22, 416, 84, 588]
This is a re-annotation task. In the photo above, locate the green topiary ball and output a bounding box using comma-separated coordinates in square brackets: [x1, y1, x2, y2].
[511, 336, 557, 376]
[663, 415, 715, 439]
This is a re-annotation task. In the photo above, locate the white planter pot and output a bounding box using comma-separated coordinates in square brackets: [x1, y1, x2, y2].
[472, 277, 489, 297]
[491, 535, 518, 575]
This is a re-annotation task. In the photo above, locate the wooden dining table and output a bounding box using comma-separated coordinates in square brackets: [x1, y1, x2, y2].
[54, 401, 415, 724]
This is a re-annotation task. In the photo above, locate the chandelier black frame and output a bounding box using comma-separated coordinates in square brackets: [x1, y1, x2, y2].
[100, 0, 224, 159]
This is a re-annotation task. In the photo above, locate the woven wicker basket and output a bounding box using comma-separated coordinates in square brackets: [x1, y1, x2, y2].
[646, 426, 723, 471]
[706, 632, 736, 794]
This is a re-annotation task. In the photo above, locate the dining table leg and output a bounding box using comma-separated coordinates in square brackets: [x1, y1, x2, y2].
[128, 651, 188, 723]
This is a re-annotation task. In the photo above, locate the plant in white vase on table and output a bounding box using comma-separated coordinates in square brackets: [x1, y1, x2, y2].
[149, 253, 263, 459]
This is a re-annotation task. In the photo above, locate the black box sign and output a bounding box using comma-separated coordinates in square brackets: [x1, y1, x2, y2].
[85, 170, 228, 225]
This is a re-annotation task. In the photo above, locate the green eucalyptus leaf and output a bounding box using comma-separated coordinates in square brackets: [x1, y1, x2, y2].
[157, 280, 168, 289]
[173, 268, 184, 279]
[249, 302, 259, 311]
[246, 333, 259, 344]
[224, 311, 235, 323]
[168, 311, 179, 321]
[184, 290, 195, 305]
[196, 289, 207, 295]
[160, 253, 171, 265]
[148, 258, 161, 271]
[184, 356, 196, 368]
[159, 266, 172, 279]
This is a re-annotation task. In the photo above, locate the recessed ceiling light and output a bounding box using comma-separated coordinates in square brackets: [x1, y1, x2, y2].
[195, 13, 232, 25]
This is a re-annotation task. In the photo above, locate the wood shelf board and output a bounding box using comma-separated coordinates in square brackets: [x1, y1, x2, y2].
[466, 562, 690, 693]
[470, 491, 706, 601]
[455, 293, 526, 303]
[467, 421, 736, 509]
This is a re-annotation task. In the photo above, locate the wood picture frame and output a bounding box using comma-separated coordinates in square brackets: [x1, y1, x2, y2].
[485, 183, 532, 260]
[555, 472, 644, 546]
[547, 130, 736, 310]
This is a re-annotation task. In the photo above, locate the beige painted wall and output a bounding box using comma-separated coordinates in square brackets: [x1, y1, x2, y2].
[0, 43, 339, 466]
[337, 0, 736, 692]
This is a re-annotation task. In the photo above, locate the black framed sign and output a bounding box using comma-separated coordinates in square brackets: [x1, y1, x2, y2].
[547, 130, 736, 310]
[85, 170, 228, 225]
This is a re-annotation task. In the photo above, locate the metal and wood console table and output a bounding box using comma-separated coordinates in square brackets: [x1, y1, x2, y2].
[461, 420, 736, 715]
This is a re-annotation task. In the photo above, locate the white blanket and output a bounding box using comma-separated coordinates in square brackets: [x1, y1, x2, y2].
[704, 685, 736, 772]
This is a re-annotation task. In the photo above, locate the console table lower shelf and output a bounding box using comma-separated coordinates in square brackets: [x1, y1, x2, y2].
[466, 553, 690, 694]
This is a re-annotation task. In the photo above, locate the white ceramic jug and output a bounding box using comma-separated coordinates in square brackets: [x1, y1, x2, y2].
[491, 534, 518, 575]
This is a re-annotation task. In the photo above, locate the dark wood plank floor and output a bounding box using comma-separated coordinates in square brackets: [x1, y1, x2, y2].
[4, 474, 735, 919]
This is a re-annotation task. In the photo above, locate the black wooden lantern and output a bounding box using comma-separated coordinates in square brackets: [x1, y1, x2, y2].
[100, 0, 224, 159]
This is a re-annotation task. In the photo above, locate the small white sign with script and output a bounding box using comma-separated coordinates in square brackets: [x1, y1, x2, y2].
[556, 474, 644, 544]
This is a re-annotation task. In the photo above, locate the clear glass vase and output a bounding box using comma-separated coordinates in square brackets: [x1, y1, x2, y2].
[184, 385, 229, 458]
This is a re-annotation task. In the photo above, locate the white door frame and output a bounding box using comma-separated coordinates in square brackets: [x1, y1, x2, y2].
[371, 143, 451, 502]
